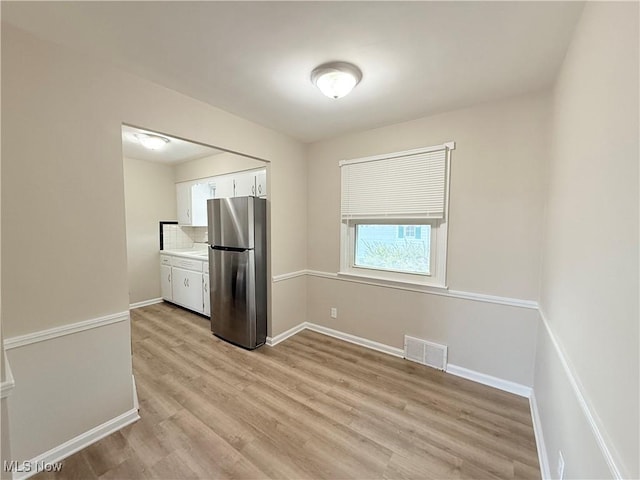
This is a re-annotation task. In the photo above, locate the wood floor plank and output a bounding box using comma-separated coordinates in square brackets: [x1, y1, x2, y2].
[33, 302, 540, 480]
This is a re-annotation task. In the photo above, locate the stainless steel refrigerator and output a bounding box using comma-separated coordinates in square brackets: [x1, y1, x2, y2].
[207, 197, 267, 349]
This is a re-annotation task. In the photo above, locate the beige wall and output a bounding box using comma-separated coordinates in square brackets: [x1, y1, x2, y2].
[305, 92, 549, 384]
[1, 23, 306, 463]
[307, 276, 539, 385]
[535, 3, 639, 478]
[0, 42, 9, 474]
[174, 151, 265, 183]
[2, 24, 306, 337]
[6, 321, 134, 462]
[307, 92, 549, 300]
[123, 157, 176, 305]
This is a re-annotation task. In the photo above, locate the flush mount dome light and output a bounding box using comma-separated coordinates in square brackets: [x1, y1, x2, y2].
[311, 62, 362, 99]
[135, 133, 170, 150]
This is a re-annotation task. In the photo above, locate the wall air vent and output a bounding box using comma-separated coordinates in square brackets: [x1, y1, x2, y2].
[404, 335, 447, 371]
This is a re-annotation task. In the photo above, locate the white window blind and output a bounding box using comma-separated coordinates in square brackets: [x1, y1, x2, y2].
[340, 144, 452, 220]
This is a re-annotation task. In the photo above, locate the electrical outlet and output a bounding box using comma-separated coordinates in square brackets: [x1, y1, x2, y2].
[557, 451, 565, 480]
[330, 307, 337, 319]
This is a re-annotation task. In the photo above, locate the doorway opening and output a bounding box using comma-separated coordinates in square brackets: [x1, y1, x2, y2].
[120, 124, 270, 315]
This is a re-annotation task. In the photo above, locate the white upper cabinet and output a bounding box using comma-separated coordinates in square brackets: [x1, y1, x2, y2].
[176, 169, 266, 225]
[176, 181, 214, 226]
[233, 171, 257, 197]
[211, 176, 234, 199]
[176, 182, 192, 225]
[256, 170, 267, 198]
[191, 183, 212, 226]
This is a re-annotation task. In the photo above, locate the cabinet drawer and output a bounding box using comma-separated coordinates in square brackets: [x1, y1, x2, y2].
[171, 256, 203, 272]
[160, 255, 172, 266]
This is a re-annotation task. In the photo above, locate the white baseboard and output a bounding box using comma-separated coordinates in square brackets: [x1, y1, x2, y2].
[132, 375, 139, 411]
[12, 408, 140, 480]
[445, 364, 532, 398]
[266, 322, 307, 346]
[305, 323, 405, 358]
[129, 298, 163, 310]
[267, 321, 404, 358]
[529, 391, 551, 480]
[268, 323, 532, 398]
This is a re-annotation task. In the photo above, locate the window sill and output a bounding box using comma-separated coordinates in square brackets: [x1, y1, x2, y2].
[337, 271, 448, 293]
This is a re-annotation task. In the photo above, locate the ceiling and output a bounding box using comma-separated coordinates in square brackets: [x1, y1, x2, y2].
[122, 125, 223, 164]
[2, 2, 584, 143]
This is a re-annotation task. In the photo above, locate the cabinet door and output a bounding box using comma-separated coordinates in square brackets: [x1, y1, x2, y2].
[256, 170, 267, 198]
[233, 172, 257, 197]
[176, 182, 192, 225]
[191, 183, 213, 227]
[212, 176, 234, 198]
[160, 265, 172, 301]
[172, 267, 204, 313]
[203, 273, 210, 316]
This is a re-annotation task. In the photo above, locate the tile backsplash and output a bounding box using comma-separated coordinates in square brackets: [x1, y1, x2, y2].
[162, 224, 208, 250]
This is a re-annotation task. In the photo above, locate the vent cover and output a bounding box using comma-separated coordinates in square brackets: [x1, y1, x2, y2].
[404, 335, 447, 370]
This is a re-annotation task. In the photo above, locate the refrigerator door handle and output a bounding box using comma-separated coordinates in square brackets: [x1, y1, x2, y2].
[211, 245, 251, 253]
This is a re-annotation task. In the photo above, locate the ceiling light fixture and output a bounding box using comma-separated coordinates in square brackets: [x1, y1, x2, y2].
[135, 133, 170, 150]
[311, 62, 362, 99]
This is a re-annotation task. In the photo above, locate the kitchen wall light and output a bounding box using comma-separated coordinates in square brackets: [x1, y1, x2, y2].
[135, 133, 170, 150]
[311, 62, 362, 99]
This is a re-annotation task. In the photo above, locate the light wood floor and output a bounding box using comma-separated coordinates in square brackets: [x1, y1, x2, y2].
[36, 302, 540, 479]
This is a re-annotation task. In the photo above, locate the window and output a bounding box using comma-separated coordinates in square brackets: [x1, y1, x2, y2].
[355, 224, 431, 275]
[339, 142, 454, 288]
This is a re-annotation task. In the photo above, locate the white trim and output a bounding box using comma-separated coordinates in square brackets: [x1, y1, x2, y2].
[267, 322, 533, 399]
[337, 270, 448, 291]
[338, 141, 456, 167]
[306, 269, 338, 280]
[11, 408, 140, 480]
[266, 322, 307, 346]
[446, 289, 538, 309]
[129, 298, 163, 310]
[3, 311, 130, 350]
[271, 270, 307, 283]
[305, 322, 405, 358]
[1, 350, 16, 399]
[303, 269, 538, 310]
[132, 375, 139, 411]
[529, 391, 551, 480]
[267, 321, 404, 358]
[446, 364, 532, 398]
[538, 309, 623, 479]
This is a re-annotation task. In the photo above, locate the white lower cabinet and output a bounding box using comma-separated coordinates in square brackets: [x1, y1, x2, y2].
[160, 254, 210, 316]
[203, 274, 210, 316]
[160, 264, 172, 301]
[172, 267, 204, 313]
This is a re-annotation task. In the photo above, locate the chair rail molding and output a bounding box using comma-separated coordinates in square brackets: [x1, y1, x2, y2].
[3, 311, 130, 350]
[274, 269, 539, 310]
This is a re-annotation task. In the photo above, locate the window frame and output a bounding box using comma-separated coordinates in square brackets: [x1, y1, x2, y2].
[338, 143, 453, 290]
[340, 218, 448, 288]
